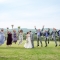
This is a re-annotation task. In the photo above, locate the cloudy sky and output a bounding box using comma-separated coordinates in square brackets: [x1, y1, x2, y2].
[0, 0, 60, 29]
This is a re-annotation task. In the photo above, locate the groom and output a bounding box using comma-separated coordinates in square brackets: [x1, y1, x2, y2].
[29, 31, 34, 48]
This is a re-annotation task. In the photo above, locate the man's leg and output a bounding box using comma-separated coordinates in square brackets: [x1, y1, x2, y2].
[39, 37, 42, 47]
[45, 38, 47, 47]
[53, 37, 57, 47]
[37, 38, 39, 46]
[59, 36, 60, 46]
[32, 40, 34, 48]
[48, 39, 49, 44]
[48, 36, 50, 44]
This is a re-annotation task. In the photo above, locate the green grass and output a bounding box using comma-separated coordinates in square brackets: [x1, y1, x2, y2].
[0, 40, 60, 60]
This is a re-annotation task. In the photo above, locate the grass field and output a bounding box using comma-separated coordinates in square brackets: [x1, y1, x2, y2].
[0, 40, 60, 60]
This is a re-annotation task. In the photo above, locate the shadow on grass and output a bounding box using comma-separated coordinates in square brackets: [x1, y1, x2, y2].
[0, 46, 44, 49]
[0, 47, 25, 49]
[0, 46, 58, 50]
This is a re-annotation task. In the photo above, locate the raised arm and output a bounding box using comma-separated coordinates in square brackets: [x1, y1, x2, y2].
[41, 25, 44, 31]
[34, 26, 37, 32]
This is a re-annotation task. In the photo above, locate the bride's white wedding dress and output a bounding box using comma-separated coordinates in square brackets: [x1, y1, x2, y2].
[24, 34, 32, 48]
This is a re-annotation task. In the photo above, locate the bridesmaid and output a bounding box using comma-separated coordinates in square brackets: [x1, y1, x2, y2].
[0, 29, 5, 45]
[6, 31, 12, 46]
[12, 30, 17, 44]
[18, 30, 23, 45]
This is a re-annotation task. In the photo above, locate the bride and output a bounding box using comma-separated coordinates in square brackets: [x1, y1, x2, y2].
[24, 32, 32, 48]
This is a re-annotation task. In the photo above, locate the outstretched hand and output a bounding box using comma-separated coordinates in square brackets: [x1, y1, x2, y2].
[43, 25, 44, 28]
[34, 26, 36, 28]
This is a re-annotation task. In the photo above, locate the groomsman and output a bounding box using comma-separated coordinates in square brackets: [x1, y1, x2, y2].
[51, 28, 57, 47]
[57, 30, 60, 46]
[34, 26, 44, 47]
[47, 28, 50, 44]
[44, 30, 50, 47]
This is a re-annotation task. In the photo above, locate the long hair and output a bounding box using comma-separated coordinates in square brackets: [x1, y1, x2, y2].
[19, 30, 23, 33]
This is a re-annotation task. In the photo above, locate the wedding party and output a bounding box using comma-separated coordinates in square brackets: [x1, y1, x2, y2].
[0, 26, 60, 48]
[0, 0, 60, 60]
